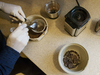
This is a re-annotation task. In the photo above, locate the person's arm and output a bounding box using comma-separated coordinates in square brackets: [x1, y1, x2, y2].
[0, 1, 25, 22]
[0, 46, 20, 75]
[0, 23, 29, 75]
[0, 30, 20, 75]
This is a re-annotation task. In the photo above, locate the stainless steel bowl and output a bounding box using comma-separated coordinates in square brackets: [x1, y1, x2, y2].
[45, 0, 61, 19]
[26, 19, 46, 33]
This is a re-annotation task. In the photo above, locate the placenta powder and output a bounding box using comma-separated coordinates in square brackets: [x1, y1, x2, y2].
[63, 50, 80, 69]
[28, 26, 47, 38]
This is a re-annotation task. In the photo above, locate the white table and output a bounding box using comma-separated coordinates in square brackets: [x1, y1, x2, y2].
[0, 0, 100, 75]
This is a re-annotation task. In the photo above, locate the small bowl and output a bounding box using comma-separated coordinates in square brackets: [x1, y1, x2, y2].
[23, 15, 48, 41]
[58, 43, 89, 74]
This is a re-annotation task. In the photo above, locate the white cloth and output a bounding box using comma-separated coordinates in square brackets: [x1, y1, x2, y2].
[0, 1, 25, 22]
[7, 23, 29, 53]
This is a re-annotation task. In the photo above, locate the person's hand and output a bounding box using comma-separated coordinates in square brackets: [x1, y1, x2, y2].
[7, 23, 29, 53]
[1, 2, 25, 22]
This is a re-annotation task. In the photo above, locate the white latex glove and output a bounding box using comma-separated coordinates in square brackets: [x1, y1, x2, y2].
[7, 23, 29, 53]
[0, 1, 25, 22]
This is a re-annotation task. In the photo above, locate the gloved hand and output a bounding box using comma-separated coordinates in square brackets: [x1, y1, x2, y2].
[0, 1, 25, 22]
[7, 23, 29, 53]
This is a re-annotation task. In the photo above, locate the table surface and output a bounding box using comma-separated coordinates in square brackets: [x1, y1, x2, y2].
[0, 0, 100, 75]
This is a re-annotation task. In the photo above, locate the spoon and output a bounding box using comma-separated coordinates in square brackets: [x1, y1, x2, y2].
[25, 18, 46, 33]
[10, 19, 46, 33]
[26, 22, 37, 29]
[10, 23, 37, 33]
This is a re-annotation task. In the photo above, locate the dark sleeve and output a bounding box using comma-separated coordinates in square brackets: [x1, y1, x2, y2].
[0, 30, 20, 75]
[0, 30, 6, 50]
[0, 46, 20, 75]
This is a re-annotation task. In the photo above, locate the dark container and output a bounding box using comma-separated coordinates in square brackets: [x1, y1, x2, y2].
[64, 6, 90, 36]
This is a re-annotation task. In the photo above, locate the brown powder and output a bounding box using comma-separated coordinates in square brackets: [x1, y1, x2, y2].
[63, 50, 80, 69]
[28, 26, 47, 38]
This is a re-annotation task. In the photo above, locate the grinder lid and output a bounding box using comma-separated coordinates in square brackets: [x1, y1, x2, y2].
[65, 6, 90, 29]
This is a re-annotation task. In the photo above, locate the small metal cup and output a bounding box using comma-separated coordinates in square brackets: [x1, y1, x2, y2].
[45, 0, 61, 19]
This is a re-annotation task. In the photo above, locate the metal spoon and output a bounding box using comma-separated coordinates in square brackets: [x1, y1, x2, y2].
[10, 23, 37, 33]
[10, 18, 46, 33]
[26, 22, 37, 29]
[26, 19, 46, 33]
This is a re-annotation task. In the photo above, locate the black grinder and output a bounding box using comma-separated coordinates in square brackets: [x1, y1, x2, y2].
[64, 6, 90, 37]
